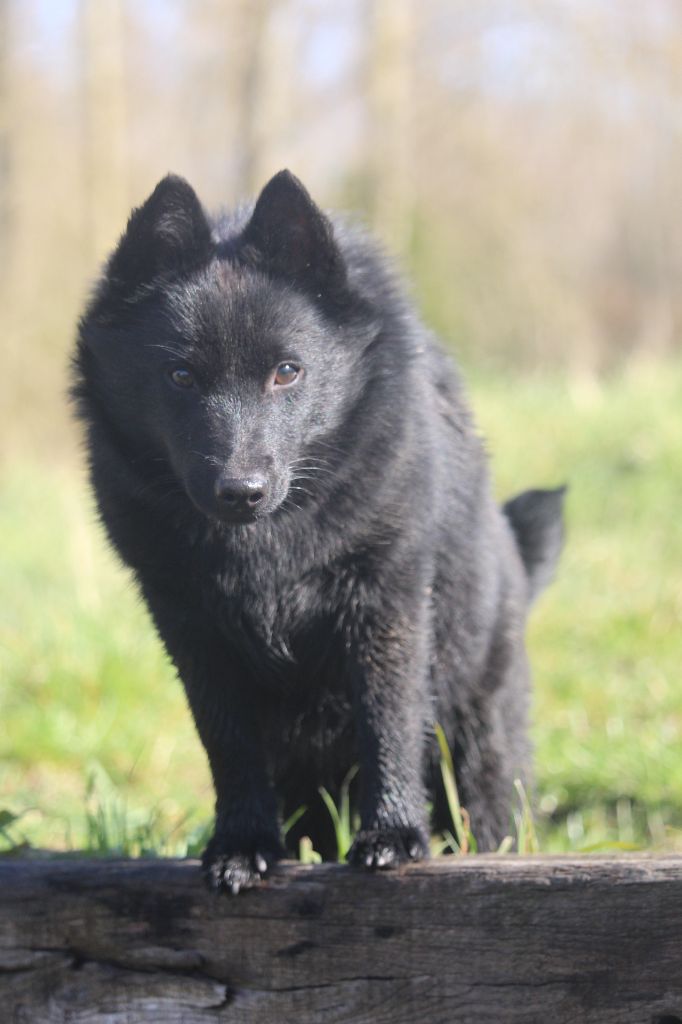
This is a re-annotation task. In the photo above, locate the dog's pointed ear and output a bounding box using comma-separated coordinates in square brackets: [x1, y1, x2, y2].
[106, 175, 213, 299]
[240, 170, 346, 297]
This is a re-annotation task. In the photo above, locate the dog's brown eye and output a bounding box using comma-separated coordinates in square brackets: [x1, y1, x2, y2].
[274, 363, 300, 387]
[169, 367, 195, 389]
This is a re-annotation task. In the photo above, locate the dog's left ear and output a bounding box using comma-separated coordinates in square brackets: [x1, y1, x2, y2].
[240, 170, 346, 299]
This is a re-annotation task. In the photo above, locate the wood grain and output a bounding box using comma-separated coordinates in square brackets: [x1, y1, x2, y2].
[1, 856, 681, 1023]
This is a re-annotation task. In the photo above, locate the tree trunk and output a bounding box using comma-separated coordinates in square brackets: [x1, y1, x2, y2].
[2, 856, 682, 1022]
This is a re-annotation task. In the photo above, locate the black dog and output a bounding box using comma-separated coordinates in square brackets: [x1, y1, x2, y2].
[73, 170, 564, 892]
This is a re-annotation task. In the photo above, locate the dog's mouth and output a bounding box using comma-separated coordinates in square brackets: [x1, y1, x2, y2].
[213, 506, 261, 525]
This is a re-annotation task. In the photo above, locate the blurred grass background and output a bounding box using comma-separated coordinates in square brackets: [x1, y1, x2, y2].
[1, 0, 681, 854]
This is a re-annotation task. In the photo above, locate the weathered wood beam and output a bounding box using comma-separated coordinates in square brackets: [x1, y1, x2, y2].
[1, 856, 681, 1023]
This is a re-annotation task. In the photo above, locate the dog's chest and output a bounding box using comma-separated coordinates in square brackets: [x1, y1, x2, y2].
[203, 544, 340, 684]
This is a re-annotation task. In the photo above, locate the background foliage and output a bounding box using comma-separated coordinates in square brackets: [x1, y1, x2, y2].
[1, 0, 680, 853]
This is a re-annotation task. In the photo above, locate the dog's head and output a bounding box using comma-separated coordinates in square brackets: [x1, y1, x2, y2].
[76, 172, 380, 524]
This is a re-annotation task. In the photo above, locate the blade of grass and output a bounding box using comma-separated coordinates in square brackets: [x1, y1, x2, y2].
[434, 722, 473, 854]
[319, 764, 358, 860]
[496, 835, 514, 855]
[298, 836, 322, 864]
[514, 778, 539, 854]
[282, 804, 307, 839]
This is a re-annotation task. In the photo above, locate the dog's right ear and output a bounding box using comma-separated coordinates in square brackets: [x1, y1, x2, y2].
[103, 175, 213, 304]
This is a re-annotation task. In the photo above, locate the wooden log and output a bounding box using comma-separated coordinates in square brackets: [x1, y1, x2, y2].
[1, 856, 681, 1023]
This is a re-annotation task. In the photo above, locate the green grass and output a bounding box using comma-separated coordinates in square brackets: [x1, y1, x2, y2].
[1, 359, 681, 854]
[474, 359, 682, 850]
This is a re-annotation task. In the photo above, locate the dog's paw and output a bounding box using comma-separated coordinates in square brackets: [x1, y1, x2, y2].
[202, 839, 282, 895]
[347, 826, 429, 871]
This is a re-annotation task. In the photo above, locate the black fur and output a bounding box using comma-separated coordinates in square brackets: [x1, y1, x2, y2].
[72, 170, 564, 891]
[503, 487, 567, 603]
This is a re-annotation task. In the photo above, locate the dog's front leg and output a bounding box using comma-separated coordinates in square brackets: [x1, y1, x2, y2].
[143, 587, 284, 893]
[346, 590, 431, 869]
[198, 694, 284, 895]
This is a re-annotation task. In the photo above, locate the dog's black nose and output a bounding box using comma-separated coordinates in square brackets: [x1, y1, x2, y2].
[214, 476, 268, 512]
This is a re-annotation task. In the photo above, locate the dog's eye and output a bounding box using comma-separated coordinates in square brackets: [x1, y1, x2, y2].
[169, 367, 195, 389]
[273, 363, 300, 387]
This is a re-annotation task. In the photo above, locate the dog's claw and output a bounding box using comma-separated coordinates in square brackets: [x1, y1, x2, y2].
[348, 827, 429, 871]
[202, 841, 281, 895]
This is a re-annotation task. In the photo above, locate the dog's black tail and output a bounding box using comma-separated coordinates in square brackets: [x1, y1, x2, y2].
[503, 486, 566, 604]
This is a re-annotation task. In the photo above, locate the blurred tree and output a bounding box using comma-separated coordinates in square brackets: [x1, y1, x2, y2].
[365, 0, 415, 254]
[0, 0, 9, 273]
[169, 0, 286, 203]
[79, 0, 130, 263]
[232, 0, 274, 195]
